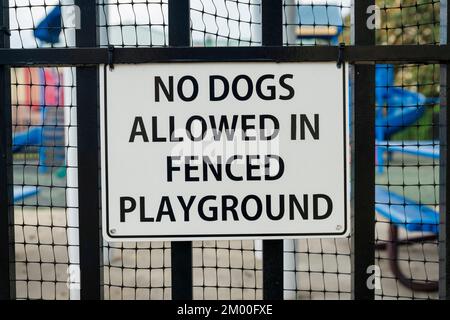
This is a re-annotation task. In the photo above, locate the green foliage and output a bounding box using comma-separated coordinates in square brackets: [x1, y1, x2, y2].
[377, 0, 440, 96]
[377, 0, 440, 46]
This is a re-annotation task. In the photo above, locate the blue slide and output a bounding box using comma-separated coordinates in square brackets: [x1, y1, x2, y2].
[375, 186, 439, 234]
[375, 65, 433, 142]
[12, 127, 42, 153]
[11, 128, 41, 203]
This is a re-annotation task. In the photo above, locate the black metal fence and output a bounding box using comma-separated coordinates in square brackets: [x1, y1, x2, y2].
[0, 0, 449, 300]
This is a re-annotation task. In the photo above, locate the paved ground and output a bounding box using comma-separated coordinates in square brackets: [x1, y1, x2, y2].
[13, 206, 438, 300]
[12, 152, 439, 300]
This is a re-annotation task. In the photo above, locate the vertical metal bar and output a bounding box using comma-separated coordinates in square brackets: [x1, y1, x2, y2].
[351, 0, 375, 300]
[263, 240, 283, 300]
[75, 0, 103, 300]
[261, 0, 283, 300]
[169, 0, 190, 47]
[168, 0, 193, 301]
[262, 0, 282, 46]
[440, 0, 450, 300]
[171, 241, 193, 300]
[0, 0, 15, 300]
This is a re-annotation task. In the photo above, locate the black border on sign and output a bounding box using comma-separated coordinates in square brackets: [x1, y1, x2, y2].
[103, 63, 348, 240]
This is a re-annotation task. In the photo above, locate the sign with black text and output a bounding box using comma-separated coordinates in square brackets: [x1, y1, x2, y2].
[101, 62, 349, 241]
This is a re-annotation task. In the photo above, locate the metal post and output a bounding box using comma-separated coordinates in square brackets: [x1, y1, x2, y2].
[261, 0, 283, 300]
[75, 0, 103, 300]
[168, 0, 193, 301]
[351, 0, 375, 300]
[0, 0, 15, 300]
[440, 0, 450, 300]
[262, 0, 282, 47]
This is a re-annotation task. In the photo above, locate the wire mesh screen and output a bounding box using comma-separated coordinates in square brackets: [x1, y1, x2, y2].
[8, 0, 78, 301]
[11, 65, 77, 300]
[98, 0, 263, 301]
[98, 0, 168, 47]
[281, 0, 353, 300]
[374, 63, 440, 299]
[9, 0, 77, 48]
[189, 0, 262, 300]
[192, 241, 262, 299]
[3, 0, 444, 301]
[283, 0, 351, 46]
[191, 0, 261, 46]
[376, 0, 440, 45]
[374, 0, 440, 299]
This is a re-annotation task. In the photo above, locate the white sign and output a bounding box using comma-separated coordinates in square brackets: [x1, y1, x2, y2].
[101, 62, 349, 241]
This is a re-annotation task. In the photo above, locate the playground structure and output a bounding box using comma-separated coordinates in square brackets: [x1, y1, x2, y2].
[11, 3, 67, 204]
[373, 65, 440, 291]
[11, 66, 65, 203]
[375, 65, 439, 170]
[295, 4, 344, 45]
[296, 6, 440, 291]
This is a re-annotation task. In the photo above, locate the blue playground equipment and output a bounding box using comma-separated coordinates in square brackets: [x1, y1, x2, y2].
[375, 186, 439, 234]
[296, 4, 343, 45]
[373, 67, 439, 291]
[377, 140, 439, 160]
[375, 183, 439, 292]
[375, 65, 438, 140]
[34, 6, 62, 45]
[296, 6, 438, 146]
[297, 4, 440, 292]
[13, 186, 39, 203]
[12, 127, 41, 203]
[375, 65, 439, 171]
[12, 126, 42, 153]
[11, 80, 66, 202]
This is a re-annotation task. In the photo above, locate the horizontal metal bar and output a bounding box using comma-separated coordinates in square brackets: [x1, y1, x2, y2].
[1, 45, 450, 66]
[345, 45, 450, 63]
[0, 48, 108, 66]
